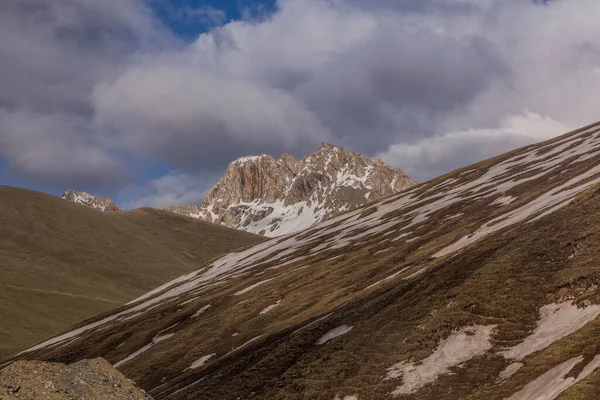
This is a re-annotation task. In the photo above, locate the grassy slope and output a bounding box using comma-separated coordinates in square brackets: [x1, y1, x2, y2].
[10, 122, 600, 399]
[0, 186, 263, 358]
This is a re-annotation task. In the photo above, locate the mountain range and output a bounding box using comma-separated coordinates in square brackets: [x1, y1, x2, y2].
[62, 143, 415, 237]
[10, 121, 600, 399]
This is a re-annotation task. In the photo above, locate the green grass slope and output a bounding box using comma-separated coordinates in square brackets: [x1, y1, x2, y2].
[0, 186, 263, 358]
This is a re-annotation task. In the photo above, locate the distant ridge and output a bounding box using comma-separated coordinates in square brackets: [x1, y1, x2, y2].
[0, 186, 263, 358]
[62, 189, 122, 212]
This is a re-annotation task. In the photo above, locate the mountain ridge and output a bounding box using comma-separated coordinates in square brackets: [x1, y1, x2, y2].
[162, 142, 415, 236]
[61, 189, 122, 212]
[0, 185, 263, 359]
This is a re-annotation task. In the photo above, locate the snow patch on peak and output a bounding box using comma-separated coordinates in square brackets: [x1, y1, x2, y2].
[114, 332, 175, 368]
[506, 355, 600, 400]
[234, 279, 273, 296]
[232, 155, 270, 165]
[189, 353, 215, 370]
[492, 195, 517, 206]
[61, 189, 122, 212]
[259, 300, 281, 315]
[191, 304, 212, 318]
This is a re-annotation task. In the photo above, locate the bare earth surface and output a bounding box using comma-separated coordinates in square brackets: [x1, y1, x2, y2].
[0, 358, 152, 399]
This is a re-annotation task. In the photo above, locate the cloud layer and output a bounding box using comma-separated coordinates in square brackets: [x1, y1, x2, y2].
[2, 0, 600, 204]
[0, 0, 174, 190]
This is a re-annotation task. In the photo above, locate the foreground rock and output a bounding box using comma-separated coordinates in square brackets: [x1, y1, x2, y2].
[61, 189, 122, 212]
[0, 358, 152, 399]
[162, 142, 415, 236]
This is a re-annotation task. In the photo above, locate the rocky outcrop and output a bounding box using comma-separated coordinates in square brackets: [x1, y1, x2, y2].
[162, 143, 415, 236]
[0, 358, 152, 399]
[61, 189, 122, 212]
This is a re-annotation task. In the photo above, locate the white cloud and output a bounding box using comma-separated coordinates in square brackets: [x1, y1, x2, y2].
[94, 0, 600, 181]
[379, 111, 570, 180]
[93, 65, 329, 167]
[0, 109, 126, 188]
[118, 171, 215, 209]
[92, 0, 510, 170]
[181, 5, 227, 27]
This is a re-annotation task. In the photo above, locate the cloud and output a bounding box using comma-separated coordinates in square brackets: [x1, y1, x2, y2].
[181, 5, 227, 27]
[343, 0, 493, 14]
[93, 65, 330, 168]
[379, 111, 570, 180]
[3, 0, 600, 206]
[92, 0, 507, 164]
[0, 110, 126, 189]
[117, 170, 215, 209]
[0, 0, 174, 191]
[92, 0, 600, 182]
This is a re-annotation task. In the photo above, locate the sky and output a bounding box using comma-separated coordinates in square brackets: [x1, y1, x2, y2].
[1, 0, 599, 209]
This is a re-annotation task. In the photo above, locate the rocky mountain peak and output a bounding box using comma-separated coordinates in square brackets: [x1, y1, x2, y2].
[61, 189, 122, 212]
[163, 144, 415, 236]
[318, 141, 336, 151]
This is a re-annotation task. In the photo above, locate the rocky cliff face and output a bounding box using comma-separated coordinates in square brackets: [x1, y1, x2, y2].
[61, 189, 122, 212]
[162, 143, 415, 236]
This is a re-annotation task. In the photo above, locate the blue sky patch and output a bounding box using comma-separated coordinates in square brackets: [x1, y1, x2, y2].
[148, 0, 277, 40]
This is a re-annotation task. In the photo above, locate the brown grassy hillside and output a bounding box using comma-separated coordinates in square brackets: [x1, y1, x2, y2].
[9, 122, 600, 399]
[0, 186, 263, 358]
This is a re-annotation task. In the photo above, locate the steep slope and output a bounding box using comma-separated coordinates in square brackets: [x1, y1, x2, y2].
[9, 122, 600, 399]
[162, 143, 415, 236]
[0, 186, 263, 359]
[62, 189, 122, 211]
